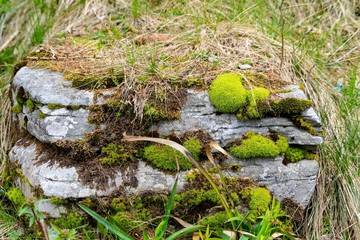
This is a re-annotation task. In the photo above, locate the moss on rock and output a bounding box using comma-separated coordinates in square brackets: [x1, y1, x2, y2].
[209, 73, 248, 113]
[99, 143, 134, 166]
[6, 187, 26, 207]
[229, 132, 280, 159]
[249, 187, 271, 213]
[245, 87, 271, 119]
[276, 135, 289, 154]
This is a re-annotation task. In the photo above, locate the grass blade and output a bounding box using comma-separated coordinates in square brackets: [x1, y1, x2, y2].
[165, 225, 205, 240]
[78, 204, 134, 240]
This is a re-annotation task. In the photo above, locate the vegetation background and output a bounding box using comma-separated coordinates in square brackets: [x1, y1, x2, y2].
[0, 0, 359, 239]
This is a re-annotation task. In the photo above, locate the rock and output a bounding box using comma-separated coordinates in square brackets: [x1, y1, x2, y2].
[238, 64, 252, 70]
[224, 156, 319, 208]
[9, 137, 186, 199]
[11, 67, 114, 143]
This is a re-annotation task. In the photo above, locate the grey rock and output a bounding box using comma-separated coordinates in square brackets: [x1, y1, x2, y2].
[9, 138, 186, 199]
[153, 89, 322, 146]
[224, 156, 319, 208]
[238, 64, 252, 70]
[280, 85, 307, 99]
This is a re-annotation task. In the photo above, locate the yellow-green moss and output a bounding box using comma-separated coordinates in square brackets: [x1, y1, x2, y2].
[285, 147, 317, 162]
[200, 212, 230, 228]
[209, 73, 248, 113]
[25, 99, 35, 112]
[99, 143, 133, 166]
[245, 87, 271, 118]
[229, 132, 280, 159]
[49, 197, 68, 205]
[272, 98, 312, 117]
[112, 212, 139, 232]
[142, 138, 202, 171]
[111, 196, 129, 212]
[51, 212, 85, 229]
[249, 187, 271, 213]
[294, 118, 317, 135]
[47, 103, 64, 110]
[38, 110, 48, 118]
[11, 104, 22, 113]
[6, 187, 26, 207]
[173, 188, 220, 209]
[276, 135, 289, 154]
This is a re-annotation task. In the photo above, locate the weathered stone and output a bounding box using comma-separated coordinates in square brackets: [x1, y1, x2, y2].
[11, 67, 113, 143]
[9, 138, 186, 199]
[153, 89, 322, 146]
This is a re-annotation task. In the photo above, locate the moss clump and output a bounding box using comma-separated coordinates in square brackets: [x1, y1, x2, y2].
[99, 143, 133, 166]
[11, 104, 22, 113]
[245, 87, 271, 119]
[25, 99, 35, 112]
[229, 132, 280, 159]
[272, 98, 312, 117]
[293, 118, 317, 135]
[6, 187, 26, 207]
[111, 196, 129, 212]
[208, 73, 248, 113]
[285, 147, 317, 162]
[47, 103, 64, 110]
[200, 212, 230, 228]
[38, 111, 48, 118]
[173, 188, 220, 209]
[276, 135, 289, 154]
[142, 138, 202, 171]
[112, 212, 139, 232]
[249, 187, 271, 213]
[51, 212, 85, 229]
[49, 197, 68, 205]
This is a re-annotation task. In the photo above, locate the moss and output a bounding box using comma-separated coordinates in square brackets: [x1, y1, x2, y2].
[229, 132, 280, 159]
[99, 143, 133, 166]
[208, 73, 248, 113]
[25, 99, 35, 112]
[274, 89, 293, 93]
[240, 186, 254, 199]
[293, 118, 317, 135]
[200, 212, 230, 228]
[111, 196, 129, 212]
[285, 147, 318, 162]
[245, 87, 271, 119]
[47, 103, 64, 110]
[275, 135, 289, 154]
[249, 187, 271, 213]
[49, 197, 68, 205]
[11, 104, 22, 113]
[38, 110, 48, 118]
[142, 138, 202, 171]
[174, 188, 220, 209]
[272, 98, 312, 117]
[51, 212, 85, 229]
[112, 212, 139, 232]
[6, 187, 26, 207]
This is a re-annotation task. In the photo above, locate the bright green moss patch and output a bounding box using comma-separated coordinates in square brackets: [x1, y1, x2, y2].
[276, 135, 289, 154]
[249, 187, 271, 213]
[229, 132, 280, 159]
[47, 103, 64, 110]
[99, 143, 134, 166]
[200, 212, 230, 228]
[11, 104, 22, 113]
[285, 147, 317, 162]
[38, 110, 48, 118]
[111, 196, 129, 212]
[272, 98, 312, 117]
[209, 73, 248, 113]
[142, 138, 202, 171]
[245, 87, 271, 118]
[51, 212, 85, 229]
[6, 187, 26, 207]
[293, 118, 318, 135]
[25, 99, 35, 112]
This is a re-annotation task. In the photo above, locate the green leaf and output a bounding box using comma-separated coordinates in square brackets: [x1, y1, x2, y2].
[142, 229, 150, 240]
[78, 204, 134, 240]
[154, 177, 178, 239]
[166, 225, 205, 240]
[215, 230, 232, 240]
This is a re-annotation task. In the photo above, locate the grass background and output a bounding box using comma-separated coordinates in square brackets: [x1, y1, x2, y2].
[0, 0, 359, 239]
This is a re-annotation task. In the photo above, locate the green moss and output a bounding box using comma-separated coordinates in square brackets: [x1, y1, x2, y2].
[11, 104, 22, 113]
[200, 212, 230, 228]
[285, 147, 318, 162]
[240, 186, 254, 199]
[51, 212, 85, 229]
[294, 118, 317, 135]
[6, 187, 26, 207]
[25, 99, 35, 112]
[229, 132, 280, 159]
[245, 87, 271, 119]
[249, 187, 271, 213]
[274, 89, 293, 93]
[47, 103, 64, 110]
[70, 105, 80, 110]
[111, 196, 129, 212]
[99, 143, 133, 166]
[37, 110, 48, 118]
[208, 73, 248, 113]
[112, 212, 139, 232]
[174, 189, 220, 209]
[276, 136, 289, 154]
[49, 197, 68, 205]
[142, 138, 202, 171]
[272, 98, 312, 117]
